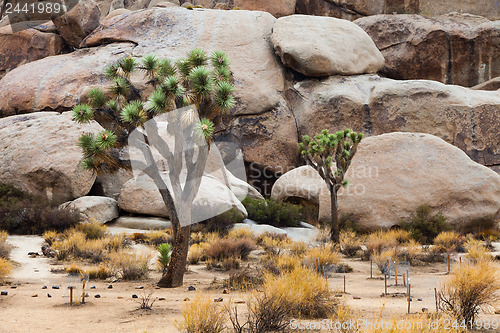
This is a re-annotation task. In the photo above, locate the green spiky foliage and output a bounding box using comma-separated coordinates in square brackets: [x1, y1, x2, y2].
[71, 49, 236, 175]
[299, 129, 363, 243]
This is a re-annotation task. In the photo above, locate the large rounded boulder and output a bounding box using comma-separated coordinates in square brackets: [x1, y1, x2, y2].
[272, 133, 500, 231]
[0, 112, 101, 204]
[271, 14, 384, 76]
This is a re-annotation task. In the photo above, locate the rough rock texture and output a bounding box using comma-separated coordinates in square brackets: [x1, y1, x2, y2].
[0, 22, 65, 80]
[0, 112, 101, 204]
[95, 0, 154, 18]
[286, 75, 500, 170]
[52, 0, 101, 48]
[60, 196, 119, 224]
[355, 14, 500, 87]
[272, 133, 500, 230]
[118, 173, 247, 221]
[216, 100, 299, 174]
[271, 15, 384, 76]
[83, 7, 284, 116]
[234, 0, 296, 17]
[295, 0, 499, 21]
[0, 43, 135, 117]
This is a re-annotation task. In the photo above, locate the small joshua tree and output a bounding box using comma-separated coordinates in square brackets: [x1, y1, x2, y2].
[299, 129, 363, 243]
[72, 49, 236, 287]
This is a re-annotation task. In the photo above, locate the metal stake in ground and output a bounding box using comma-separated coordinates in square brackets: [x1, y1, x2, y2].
[434, 287, 439, 313]
[384, 273, 387, 295]
[344, 275, 346, 293]
[408, 284, 411, 314]
[69, 287, 74, 306]
[370, 259, 373, 279]
[447, 253, 451, 274]
[395, 267, 398, 286]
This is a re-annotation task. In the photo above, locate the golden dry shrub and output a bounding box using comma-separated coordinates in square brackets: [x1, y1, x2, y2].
[371, 249, 397, 274]
[306, 244, 341, 267]
[42, 230, 60, 246]
[109, 250, 150, 280]
[438, 260, 500, 325]
[340, 230, 362, 257]
[263, 265, 335, 318]
[464, 239, 491, 263]
[187, 243, 205, 265]
[0, 257, 12, 279]
[433, 231, 464, 253]
[76, 220, 108, 239]
[176, 295, 225, 333]
[365, 230, 399, 256]
[145, 229, 172, 246]
[205, 237, 256, 261]
[65, 263, 84, 275]
[85, 265, 112, 280]
[0, 230, 11, 259]
[226, 227, 254, 240]
[286, 241, 308, 256]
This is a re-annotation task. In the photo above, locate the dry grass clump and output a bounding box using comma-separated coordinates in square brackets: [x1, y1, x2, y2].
[206, 257, 240, 271]
[75, 220, 108, 239]
[109, 250, 150, 280]
[48, 228, 128, 263]
[286, 241, 308, 256]
[190, 232, 204, 244]
[365, 229, 411, 257]
[65, 263, 84, 275]
[176, 295, 225, 333]
[263, 265, 336, 318]
[226, 227, 254, 240]
[144, 229, 172, 246]
[205, 238, 256, 261]
[0, 230, 11, 259]
[464, 239, 491, 262]
[306, 244, 341, 267]
[433, 231, 465, 253]
[0, 257, 13, 279]
[371, 249, 397, 273]
[85, 265, 112, 280]
[438, 259, 500, 325]
[223, 268, 265, 291]
[340, 230, 362, 257]
[227, 293, 291, 333]
[187, 243, 206, 265]
[262, 253, 302, 275]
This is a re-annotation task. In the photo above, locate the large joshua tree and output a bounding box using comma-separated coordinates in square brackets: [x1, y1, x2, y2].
[299, 129, 363, 243]
[72, 49, 236, 287]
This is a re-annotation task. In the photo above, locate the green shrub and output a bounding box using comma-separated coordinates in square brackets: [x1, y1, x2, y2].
[242, 197, 304, 228]
[399, 205, 449, 244]
[157, 243, 172, 271]
[0, 183, 81, 234]
[194, 208, 244, 234]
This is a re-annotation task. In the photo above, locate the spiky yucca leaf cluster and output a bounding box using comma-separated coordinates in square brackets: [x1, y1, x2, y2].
[71, 49, 235, 174]
[299, 129, 363, 188]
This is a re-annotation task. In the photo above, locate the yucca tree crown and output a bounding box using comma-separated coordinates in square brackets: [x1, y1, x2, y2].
[72, 49, 236, 174]
[299, 128, 363, 189]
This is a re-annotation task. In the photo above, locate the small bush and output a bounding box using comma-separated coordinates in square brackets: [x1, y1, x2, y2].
[145, 230, 171, 246]
[464, 239, 490, 262]
[438, 260, 500, 325]
[371, 249, 396, 274]
[76, 220, 108, 239]
[263, 266, 335, 318]
[157, 243, 172, 271]
[306, 244, 341, 267]
[110, 250, 150, 280]
[242, 197, 304, 228]
[0, 183, 81, 234]
[206, 257, 240, 271]
[196, 208, 244, 234]
[42, 230, 59, 246]
[258, 233, 289, 256]
[65, 263, 84, 275]
[227, 293, 291, 333]
[434, 231, 465, 253]
[340, 230, 362, 257]
[0, 230, 11, 259]
[223, 268, 265, 290]
[205, 238, 256, 261]
[400, 205, 449, 244]
[176, 295, 225, 333]
[188, 243, 205, 265]
[0, 257, 12, 279]
[85, 265, 112, 280]
[286, 241, 308, 256]
[226, 226, 254, 240]
[263, 253, 302, 275]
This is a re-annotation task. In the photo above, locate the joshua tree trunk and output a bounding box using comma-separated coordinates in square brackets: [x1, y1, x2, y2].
[330, 187, 340, 243]
[158, 207, 192, 288]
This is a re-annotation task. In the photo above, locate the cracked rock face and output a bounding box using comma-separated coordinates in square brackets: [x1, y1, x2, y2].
[272, 133, 500, 231]
[286, 75, 500, 170]
[355, 14, 500, 87]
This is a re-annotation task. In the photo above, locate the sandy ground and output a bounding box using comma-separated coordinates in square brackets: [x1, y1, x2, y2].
[1, 237, 499, 333]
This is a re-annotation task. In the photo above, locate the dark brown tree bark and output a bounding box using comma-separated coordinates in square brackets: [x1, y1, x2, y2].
[330, 186, 340, 243]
